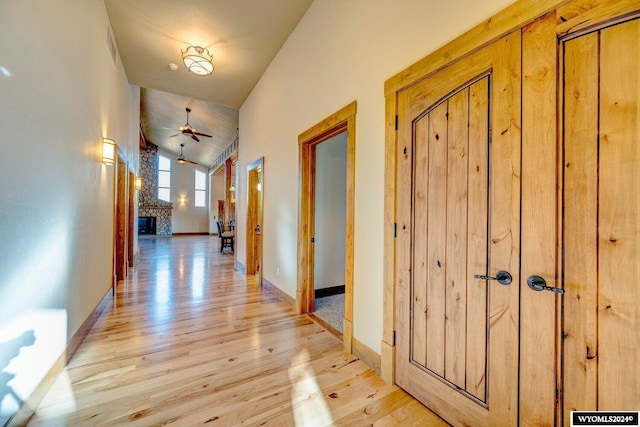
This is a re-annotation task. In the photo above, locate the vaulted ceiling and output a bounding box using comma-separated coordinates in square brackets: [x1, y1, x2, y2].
[104, 0, 313, 167]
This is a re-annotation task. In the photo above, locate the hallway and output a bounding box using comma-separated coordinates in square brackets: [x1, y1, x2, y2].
[28, 236, 444, 426]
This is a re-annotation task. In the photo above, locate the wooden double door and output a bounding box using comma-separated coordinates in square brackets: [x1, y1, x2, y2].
[394, 10, 639, 427]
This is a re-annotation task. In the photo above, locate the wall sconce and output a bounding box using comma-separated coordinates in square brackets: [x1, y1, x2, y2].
[102, 138, 115, 165]
[135, 177, 142, 190]
[182, 45, 214, 76]
[179, 195, 187, 205]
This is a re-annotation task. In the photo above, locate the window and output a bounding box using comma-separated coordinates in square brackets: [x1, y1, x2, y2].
[158, 155, 171, 201]
[194, 170, 206, 207]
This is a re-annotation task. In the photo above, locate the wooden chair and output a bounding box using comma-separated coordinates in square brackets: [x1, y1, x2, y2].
[217, 221, 234, 253]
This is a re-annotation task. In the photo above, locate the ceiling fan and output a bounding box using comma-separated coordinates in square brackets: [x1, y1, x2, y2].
[177, 143, 198, 165]
[170, 107, 212, 142]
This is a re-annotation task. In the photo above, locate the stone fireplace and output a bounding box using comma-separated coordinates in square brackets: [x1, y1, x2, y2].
[139, 142, 173, 236]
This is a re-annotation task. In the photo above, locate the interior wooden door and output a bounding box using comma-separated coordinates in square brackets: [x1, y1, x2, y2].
[128, 170, 135, 267]
[561, 18, 639, 424]
[395, 32, 522, 427]
[115, 156, 127, 281]
[246, 158, 263, 279]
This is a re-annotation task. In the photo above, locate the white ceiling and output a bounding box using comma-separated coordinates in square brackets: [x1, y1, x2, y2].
[105, 0, 313, 167]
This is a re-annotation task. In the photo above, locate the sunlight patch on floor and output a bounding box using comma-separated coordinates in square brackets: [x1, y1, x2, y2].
[0, 309, 68, 424]
[36, 370, 76, 418]
[288, 348, 335, 427]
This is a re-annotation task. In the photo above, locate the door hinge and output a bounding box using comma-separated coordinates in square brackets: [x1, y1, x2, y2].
[392, 330, 396, 346]
[393, 223, 397, 238]
[395, 115, 398, 130]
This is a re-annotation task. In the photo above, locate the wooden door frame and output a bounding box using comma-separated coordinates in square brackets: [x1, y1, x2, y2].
[127, 170, 135, 268]
[111, 144, 137, 294]
[297, 101, 356, 353]
[246, 157, 264, 284]
[115, 154, 127, 283]
[112, 147, 128, 294]
[224, 158, 233, 225]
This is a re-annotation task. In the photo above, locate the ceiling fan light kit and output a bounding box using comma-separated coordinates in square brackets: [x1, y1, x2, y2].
[177, 143, 198, 165]
[182, 45, 214, 76]
[170, 107, 213, 142]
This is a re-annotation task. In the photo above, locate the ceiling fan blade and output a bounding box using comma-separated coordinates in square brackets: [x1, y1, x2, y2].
[169, 133, 180, 138]
[191, 134, 200, 142]
[193, 132, 212, 137]
[176, 157, 198, 165]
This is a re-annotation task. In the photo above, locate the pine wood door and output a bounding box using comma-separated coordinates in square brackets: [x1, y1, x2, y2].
[561, 18, 640, 425]
[395, 31, 522, 427]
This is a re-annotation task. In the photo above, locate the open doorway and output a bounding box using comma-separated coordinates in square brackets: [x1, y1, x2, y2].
[298, 101, 356, 353]
[311, 133, 347, 335]
[246, 157, 264, 285]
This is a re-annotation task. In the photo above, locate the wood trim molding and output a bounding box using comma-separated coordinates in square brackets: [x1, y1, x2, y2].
[384, 0, 571, 96]
[353, 338, 382, 376]
[262, 277, 296, 308]
[556, 0, 640, 37]
[343, 318, 353, 354]
[127, 170, 135, 268]
[8, 289, 113, 426]
[297, 101, 356, 356]
[381, 93, 398, 383]
[298, 102, 357, 145]
[224, 158, 233, 225]
[315, 285, 345, 298]
[307, 314, 344, 341]
[172, 232, 210, 236]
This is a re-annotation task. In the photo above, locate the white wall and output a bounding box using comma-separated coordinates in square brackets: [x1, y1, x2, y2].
[314, 133, 347, 290]
[238, 0, 514, 353]
[0, 1, 139, 423]
[161, 148, 209, 233]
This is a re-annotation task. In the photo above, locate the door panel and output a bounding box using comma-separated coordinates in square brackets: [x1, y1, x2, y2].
[562, 18, 640, 423]
[562, 29, 599, 418]
[443, 88, 470, 390]
[597, 19, 639, 411]
[520, 12, 559, 426]
[396, 32, 521, 427]
[466, 77, 490, 402]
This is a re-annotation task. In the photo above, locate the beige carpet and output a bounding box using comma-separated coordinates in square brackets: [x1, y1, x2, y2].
[314, 293, 345, 333]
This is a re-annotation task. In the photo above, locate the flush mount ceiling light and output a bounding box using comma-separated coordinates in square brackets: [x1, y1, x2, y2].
[182, 46, 214, 76]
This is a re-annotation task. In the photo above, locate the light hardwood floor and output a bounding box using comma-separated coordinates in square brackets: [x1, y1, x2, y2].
[28, 236, 446, 426]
